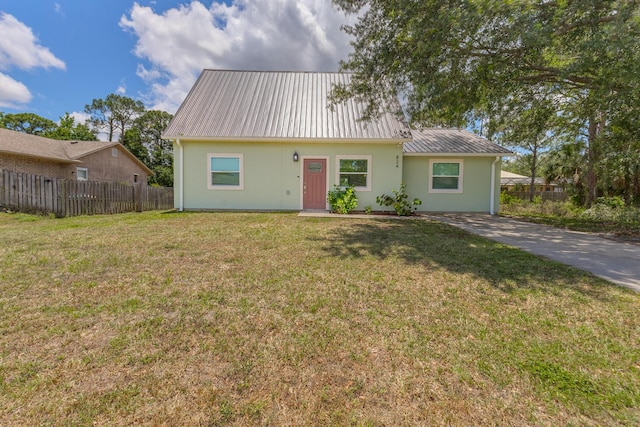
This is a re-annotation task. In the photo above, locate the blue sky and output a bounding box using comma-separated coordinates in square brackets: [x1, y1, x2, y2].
[0, 0, 353, 123]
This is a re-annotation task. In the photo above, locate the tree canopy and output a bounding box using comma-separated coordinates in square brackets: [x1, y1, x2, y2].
[44, 113, 97, 141]
[0, 112, 57, 135]
[84, 94, 145, 142]
[123, 110, 174, 187]
[332, 0, 640, 205]
[0, 112, 96, 141]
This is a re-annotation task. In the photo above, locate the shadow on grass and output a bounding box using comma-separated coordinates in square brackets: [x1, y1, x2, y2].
[313, 218, 615, 298]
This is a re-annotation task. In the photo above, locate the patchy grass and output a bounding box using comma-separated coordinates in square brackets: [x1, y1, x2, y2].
[1, 211, 639, 426]
[501, 200, 640, 242]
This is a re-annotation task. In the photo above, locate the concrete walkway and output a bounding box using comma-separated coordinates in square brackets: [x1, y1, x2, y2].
[430, 213, 640, 292]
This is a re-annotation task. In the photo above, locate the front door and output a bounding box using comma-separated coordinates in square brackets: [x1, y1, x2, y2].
[303, 158, 327, 210]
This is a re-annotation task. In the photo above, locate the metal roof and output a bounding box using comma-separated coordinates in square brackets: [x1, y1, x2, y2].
[404, 128, 513, 156]
[163, 70, 411, 141]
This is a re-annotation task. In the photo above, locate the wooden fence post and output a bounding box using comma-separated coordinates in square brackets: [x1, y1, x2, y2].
[133, 184, 142, 212]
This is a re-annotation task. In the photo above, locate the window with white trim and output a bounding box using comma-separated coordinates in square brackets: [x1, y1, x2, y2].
[208, 154, 243, 189]
[76, 167, 88, 181]
[336, 155, 371, 190]
[429, 160, 463, 193]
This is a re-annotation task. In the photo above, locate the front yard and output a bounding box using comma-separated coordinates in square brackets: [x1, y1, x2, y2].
[1, 212, 638, 425]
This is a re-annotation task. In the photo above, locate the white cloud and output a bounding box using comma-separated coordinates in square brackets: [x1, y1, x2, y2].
[54, 3, 64, 17]
[0, 73, 32, 108]
[120, 0, 354, 113]
[0, 13, 66, 108]
[69, 111, 91, 125]
[0, 13, 66, 71]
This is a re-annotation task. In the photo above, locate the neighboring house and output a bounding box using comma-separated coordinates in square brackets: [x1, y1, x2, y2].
[501, 170, 560, 193]
[0, 128, 152, 185]
[163, 69, 513, 213]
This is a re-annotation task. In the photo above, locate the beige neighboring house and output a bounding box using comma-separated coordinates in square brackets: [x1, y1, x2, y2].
[0, 128, 152, 185]
[500, 170, 560, 192]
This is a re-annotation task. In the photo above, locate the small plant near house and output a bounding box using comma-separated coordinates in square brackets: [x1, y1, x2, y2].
[327, 185, 358, 214]
[376, 184, 422, 216]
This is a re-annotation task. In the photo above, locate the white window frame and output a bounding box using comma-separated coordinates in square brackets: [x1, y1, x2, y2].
[112, 147, 118, 157]
[76, 167, 88, 181]
[207, 153, 244, 190]
[335, 155, 372, 191]
[428, 159, 463, 193]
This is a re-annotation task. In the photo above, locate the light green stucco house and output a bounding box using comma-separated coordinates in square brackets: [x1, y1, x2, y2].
[163, 70, 513, 214]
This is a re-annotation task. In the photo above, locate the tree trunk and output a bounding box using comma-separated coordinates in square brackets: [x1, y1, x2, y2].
[585, 117, 601, 206]
[634, 164, 640, 206]
[529, 146, 538, 203]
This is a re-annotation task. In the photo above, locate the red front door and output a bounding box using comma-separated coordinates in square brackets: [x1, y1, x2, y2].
[303, 159, 327, 210]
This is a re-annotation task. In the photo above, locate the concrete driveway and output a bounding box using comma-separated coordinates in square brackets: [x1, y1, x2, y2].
[431, 213, 640, 293]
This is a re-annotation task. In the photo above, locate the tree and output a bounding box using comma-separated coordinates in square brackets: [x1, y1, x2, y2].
[543, 141, 587, 204]
[332, 0, 640, 205]
[488, 88, 558, 201]
[44, 113, 97, 141]
[84, 94, 145, 142]
[0, 112, 57, 135]
[123, 110, 174, 186]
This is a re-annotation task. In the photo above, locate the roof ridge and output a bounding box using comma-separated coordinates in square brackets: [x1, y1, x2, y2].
[201, 69, 352, 75]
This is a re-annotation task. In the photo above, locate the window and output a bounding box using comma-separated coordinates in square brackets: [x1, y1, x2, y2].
[76, 167, 88, 181]
[112, 148, 118, 157]
[429, 160, 463, 193]
[336, 155, 371, 190]
[208, 154, 243, 189]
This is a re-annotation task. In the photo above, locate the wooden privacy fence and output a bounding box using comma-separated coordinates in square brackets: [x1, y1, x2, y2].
[0, 169, 173, 217]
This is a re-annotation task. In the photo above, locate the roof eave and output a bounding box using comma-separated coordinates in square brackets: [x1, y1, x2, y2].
[162, 135, 411, 144]
[403, 152, 516, 157]
[0, 149, 81, 164]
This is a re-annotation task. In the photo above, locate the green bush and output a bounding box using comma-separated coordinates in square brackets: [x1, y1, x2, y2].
[500, 191, 516, 206]
[327, 185, 358, 214]
[581, 204, 619, 221]
[595, 196, 625, 209]
[376, 184, 422, 216]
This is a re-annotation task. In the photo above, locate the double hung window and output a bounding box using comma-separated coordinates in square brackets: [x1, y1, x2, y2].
[336, 156, 371, 190]
[429, 160, 463, 193]
[208, 154, 243, 189]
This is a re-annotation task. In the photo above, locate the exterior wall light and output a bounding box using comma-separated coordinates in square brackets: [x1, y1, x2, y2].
[293, 151, 299, 162]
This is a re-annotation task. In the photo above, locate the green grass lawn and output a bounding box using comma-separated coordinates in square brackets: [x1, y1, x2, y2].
[1, 211, 638, 426]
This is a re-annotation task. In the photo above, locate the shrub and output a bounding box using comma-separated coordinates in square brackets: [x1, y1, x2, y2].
[376, 184, 422, 216]
[595, 196, 625, 209]
[327, 185, 358, 214]
[581, 204, 619, 221]
[500, 191, 516, 206]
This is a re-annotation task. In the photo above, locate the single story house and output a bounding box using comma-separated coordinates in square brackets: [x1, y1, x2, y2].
[163, 70, 513, 213]
[501, 170, 561, 193]
[0, 128, 152, 185]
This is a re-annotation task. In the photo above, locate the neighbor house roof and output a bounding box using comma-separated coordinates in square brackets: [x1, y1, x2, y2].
[500, 170, 545, 185]
[403, 129, 513, 156]
[0, 127, 79, 163]
[0, 127, 153, 174]
[163, 69, 412, 141]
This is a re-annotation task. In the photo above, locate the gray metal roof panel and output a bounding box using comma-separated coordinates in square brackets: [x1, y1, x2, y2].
[404, 129, 513, 155]
[163, 70, 411, 140]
